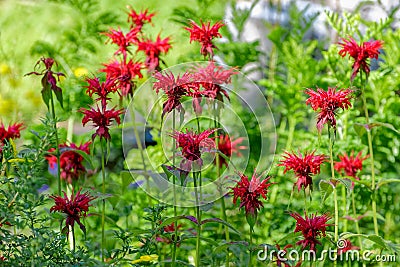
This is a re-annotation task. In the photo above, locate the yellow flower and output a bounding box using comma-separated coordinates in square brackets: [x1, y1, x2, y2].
[0, 63, 11, 75]
[73, 67, 89, 78]
[131, 254, 158, 264]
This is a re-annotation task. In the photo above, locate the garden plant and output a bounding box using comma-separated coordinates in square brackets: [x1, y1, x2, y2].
[0, 0, 399, 266]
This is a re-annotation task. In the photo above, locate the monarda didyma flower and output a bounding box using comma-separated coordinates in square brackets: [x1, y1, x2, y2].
[305, 87, 352, 132]
[50, 189, 96, 234]
[231, 170, 273, 216]
[290, 212, 332, 252]
[279, 151, 326, 192]
[338, 37, 383, 81]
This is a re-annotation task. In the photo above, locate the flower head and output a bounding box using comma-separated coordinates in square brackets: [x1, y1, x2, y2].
[171, 128, 216, 171]
[50, 189, 96, 234]
[192, 61, 237, 103]
[232, 170, 273, 215]
[103, 28, 139, 57]
[80, 105, 124, 140]
[0, 122, 24, 141]
[216, 134, 246, 167]
[46, 142, 91, 184]
[305, 87, 352, 132]
[338, 37, 383, 81]
[127, 7, 155, 31]
[290, 212, 332, 252]
[100, 59, 143, 97]
[137, 35, 171, 71]
[278, 151, 326, 191]
[184, 20, 225, 58]
[153, 71, 193, 117]
[85, 77, 118, 107]
[156, 222, 183, 245]
[335, 151, 368, 188]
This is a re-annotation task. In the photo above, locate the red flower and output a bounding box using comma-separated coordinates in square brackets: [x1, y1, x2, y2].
[290, 212, 332, 252]
[275, 244, 293, 267]
[50, 189, 96, 234]
[127, 7, 155, 31]
[0, 122, 24, 141]
[103, 28, 138, 58]
[278, 151, 326, 191]
[338, 37, 383, 81]
[337, 239, 359, 255]
[232, 170, 273, 215]
[46, 142, 91, 184]
[100, 59, 143, 97]
[80, 105, 124, 140]
[156, 222, 183, 245]
[85, 77, 118, 107]
[335, 151, 368, 188]
[171, 129, 216, 171]
[184, 20, 224, 58]
[216, 134, 246, 167]
[153, 71, 193, 117]
[137, 35, 171, 71]
[192, 61, 237, 103]
[305, 87, 352, 132]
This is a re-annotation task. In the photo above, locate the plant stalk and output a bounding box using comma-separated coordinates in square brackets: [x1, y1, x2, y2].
[49, 91, 61, 196]
[101, 140, 106, 262]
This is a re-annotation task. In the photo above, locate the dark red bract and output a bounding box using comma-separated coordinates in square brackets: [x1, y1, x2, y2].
[279, 151, 326, 191]
[103, 28, 139, 58]
[338, 37, 383, 81]
[127, 7, 155, 31]
[232, 170, 273, 215]
[171, 129, 216, 171]
[100, 59, 143, 97]
[290, 212, 332, 252]
[137, 35, 171, 71]
[85, 77, 118, 107]
[80, 105, 124, 141]
[50, 190, 96, 234]
[305, 87, 352, 132]
[184, 20, 224, 58]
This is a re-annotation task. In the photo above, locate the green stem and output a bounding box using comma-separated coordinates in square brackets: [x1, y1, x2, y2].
[341, 186, 348, 233]
[360, 74, 379, 236]
[249, 227, 253, 267]
[351, 192, 363, 251]
[101, 140, 106, 262]
[303, 189, 308, 213]
[171, 110, 178, 267]
[193, 171, 201, 267]
[329, 129, 339, 267]
[72, 225, 76, 253]
[49, 91, 61, 196]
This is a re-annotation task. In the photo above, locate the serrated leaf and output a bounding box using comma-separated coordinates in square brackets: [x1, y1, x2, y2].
[319, 180, 334, 204]
[354, 123, 367, 137]
[213, 241, 248, 255]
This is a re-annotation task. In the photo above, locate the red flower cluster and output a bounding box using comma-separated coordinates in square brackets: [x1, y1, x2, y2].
[103, 28, 139, 58]
[100, 59, 143, 97]
[290, 212, 332, 252]
[185, 20, 225, 58]
[152, 61, 237, 116]
[305, 87, 352, 132]
[46, 142, 91, 184]
[335, 151, 368, 179]
[137, 35, 171, 71]
[50, 189, 96, 234]
[338, 37, 383, 81]
[171, 129, 216, 171]
[81, 105, 124, 141]
[337, 239, 359, 255]
[156, 222, 183, 245]
[232, 170, 273, 215]
[216, 134, 246, 167]
[127, 8, 155, 31]
[84, 76, 118, 107]
[279, 151, 326, 191]
[0, 122, 24, 153]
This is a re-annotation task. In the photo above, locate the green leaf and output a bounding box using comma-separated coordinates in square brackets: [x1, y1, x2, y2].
[41, 83, 51, 110]
[354, 123, 367, 137]
[72, 149, 94, 168]
[213, 241, 248, 255]
[54, 88, 64, 108]
[201, 218, 241, 235]
[319, 180, 334, 204]
[377, 178, 400, 189]
[277, 231, 302, 244]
